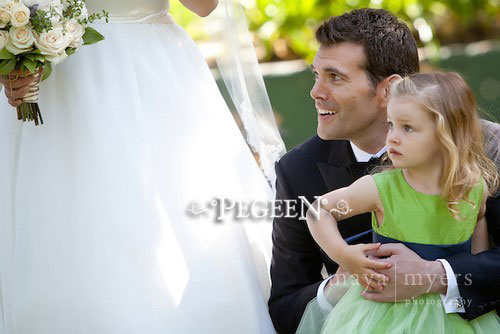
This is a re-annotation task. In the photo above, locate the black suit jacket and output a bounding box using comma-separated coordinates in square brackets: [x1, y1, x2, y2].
[269, 121, 500, 333]
[446, 193, 500, 320]
[268, 137, 375, 334]
[445, 120, 500, 320]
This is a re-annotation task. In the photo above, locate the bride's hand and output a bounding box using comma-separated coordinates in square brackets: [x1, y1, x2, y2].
[0, 68, 42, 108]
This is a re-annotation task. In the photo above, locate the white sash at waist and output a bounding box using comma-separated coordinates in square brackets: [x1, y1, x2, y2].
[101, 11, 174, 24]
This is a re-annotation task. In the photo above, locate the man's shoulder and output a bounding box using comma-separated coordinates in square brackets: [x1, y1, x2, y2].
[278, 135, 346, 168]
[480, 119, 500, 168]
[481, 119, 500, 136]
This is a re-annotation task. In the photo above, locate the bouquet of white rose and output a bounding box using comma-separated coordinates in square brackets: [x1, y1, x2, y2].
[0, 0, 107, 125]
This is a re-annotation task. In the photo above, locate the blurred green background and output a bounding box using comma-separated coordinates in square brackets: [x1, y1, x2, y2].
[171, 0, 500, 150]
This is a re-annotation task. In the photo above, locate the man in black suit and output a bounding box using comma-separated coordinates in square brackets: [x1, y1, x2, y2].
[268, 8, 500, 333]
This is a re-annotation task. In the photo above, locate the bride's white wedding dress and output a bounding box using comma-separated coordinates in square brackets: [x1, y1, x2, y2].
[0, 0, 277, 332]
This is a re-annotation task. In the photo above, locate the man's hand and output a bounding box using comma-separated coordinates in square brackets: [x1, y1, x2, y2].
[0, 68, 42, 108]
[360, 243, 447, 302]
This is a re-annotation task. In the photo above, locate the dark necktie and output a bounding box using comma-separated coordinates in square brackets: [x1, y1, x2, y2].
[348, 155, 384, 179]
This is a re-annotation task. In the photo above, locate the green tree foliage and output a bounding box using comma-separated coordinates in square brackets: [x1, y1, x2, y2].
[171, 0, 499, 62]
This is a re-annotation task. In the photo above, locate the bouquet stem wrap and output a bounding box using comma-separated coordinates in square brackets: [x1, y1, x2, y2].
[15, 70, 42, 125]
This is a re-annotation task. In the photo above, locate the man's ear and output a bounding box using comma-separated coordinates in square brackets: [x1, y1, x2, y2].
[376, 74, 402, 109]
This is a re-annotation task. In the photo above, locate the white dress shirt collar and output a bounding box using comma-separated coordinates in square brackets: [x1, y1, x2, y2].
[349, 142, 387, 163]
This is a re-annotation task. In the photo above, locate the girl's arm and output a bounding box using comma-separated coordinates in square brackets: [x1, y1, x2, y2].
[472, 183, 490, 254]
[179, 0, 218, 17]
[472, 216, 489, 254]
[306, 175, 391, 287]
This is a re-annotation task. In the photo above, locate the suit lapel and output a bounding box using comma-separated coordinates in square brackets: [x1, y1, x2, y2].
[316, 140, 374, 246]
[317, 162, 355, 192]
[317, 141, 357, 192]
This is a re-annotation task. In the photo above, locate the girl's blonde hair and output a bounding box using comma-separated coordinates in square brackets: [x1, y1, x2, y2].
[388, 71, 499, 218]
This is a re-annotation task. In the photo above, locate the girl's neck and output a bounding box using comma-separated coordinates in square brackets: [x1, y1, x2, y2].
[402, 159, 444, 195]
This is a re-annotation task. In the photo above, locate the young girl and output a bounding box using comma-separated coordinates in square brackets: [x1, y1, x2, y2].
[298, 72, 500, 333]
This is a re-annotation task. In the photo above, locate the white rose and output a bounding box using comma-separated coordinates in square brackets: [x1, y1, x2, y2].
[21, 0, 60, 8]
[9, 3, 30, 27]
[21, 0, 45, 6]
[45, 49, 67, 64]
[38, 0, 62, 12]
[64, 19, 84, 49]
[0, 8, 11, 28]
[35, 25, 69, 56]
[48, 0, 62, 8]
[49, 6, 63, 23]
[10, 25, 34, 48]
[0, 0, 13, 7]
[6, 25, 34, 54]
[0, 29, 9, 50]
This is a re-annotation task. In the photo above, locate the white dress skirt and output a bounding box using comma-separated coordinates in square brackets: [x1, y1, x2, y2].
[0, 1, 276, 332]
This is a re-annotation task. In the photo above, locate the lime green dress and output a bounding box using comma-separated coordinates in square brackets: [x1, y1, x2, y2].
[297, 169, 500, 333]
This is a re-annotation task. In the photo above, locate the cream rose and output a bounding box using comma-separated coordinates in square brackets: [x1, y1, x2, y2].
[0, 0, 13, 7]
[0, 8, 10, 28]
[45, 50, 67, 64]
[9, 3, 30, 27]
[64, 19, 84, 49]
[50, 6, 63, 23]
[21, 0, 47, 6]
[0, 29, 8, 50]
[35, 26, 70, 61]
[6, 25, 34, 54]
[39, 1, 63, 24]
[45, 0, 62, 8]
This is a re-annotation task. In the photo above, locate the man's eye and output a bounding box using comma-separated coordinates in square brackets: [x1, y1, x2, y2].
[404, 125, 413, 132]
[331, 74, 341, 81]
[387, 121, 393, 129]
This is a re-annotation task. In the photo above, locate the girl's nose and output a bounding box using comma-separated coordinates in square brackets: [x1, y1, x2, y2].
[387, 131, 400, 145]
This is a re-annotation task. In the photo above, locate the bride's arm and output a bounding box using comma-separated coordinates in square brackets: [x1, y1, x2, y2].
[179, 0, 218, 17]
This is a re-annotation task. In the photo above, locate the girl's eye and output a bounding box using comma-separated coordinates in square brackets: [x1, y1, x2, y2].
[404, 125, 413, 132]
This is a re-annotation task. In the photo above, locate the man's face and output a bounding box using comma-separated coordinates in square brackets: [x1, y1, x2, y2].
[310, 42, 383, 141]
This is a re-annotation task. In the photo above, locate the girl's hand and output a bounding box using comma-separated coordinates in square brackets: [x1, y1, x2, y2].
[338, 243, 392, 290]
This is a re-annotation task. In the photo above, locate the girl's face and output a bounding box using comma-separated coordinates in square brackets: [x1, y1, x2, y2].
[386, 96, 442, 169]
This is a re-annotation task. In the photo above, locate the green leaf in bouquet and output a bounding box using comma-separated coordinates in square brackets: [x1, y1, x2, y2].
[80, 10, 110, 25]
[0, 48, 15, 60]
[66, 47, 77, 56]
[83, 27, 105, 45]
[24, 53, 46, 62]
[64, 0, 87, 20]
[21, 58, 37, 74]
[0, 58, 17, 75]
[32, 9, 54, 34]
[41, 61, 52, 82]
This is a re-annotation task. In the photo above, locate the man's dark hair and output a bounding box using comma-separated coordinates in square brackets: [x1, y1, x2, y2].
[315, 8, 419, 87]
